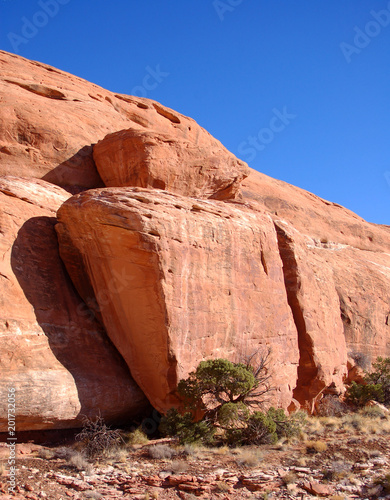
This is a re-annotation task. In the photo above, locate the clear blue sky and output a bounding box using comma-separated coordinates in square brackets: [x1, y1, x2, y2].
[1, 0, 389, 224]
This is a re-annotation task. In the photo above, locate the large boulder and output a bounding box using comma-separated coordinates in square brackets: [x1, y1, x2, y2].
[56, 188, 300, 412]
[0, 50, 247, 197]
[93, 129, 249, 200]
[0, 177, 149, 431]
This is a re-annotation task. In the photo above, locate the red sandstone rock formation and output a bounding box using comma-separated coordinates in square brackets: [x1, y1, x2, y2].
[0, 50, 389, 427]
[56, 188, 299, 412]
[0, 50, 247, 197]
[0, 177, 149, 431]
[93, 129, 249, 200]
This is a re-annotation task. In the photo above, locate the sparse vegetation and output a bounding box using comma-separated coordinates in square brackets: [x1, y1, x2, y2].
[305, 440, 328, 453]
[37, 447, 55, 460]
[215, 480, 231, 492]
[166, 460, 188, 474]
[84, 492, 104, 500]
[234, 447, 263, 467]
[68, 451, 93, 474]
[147, 444, 177, 459]
[316, 395, 348, 417]
[160, 354, 304, 446]
[126, 427, 149, 446]
[375, 472, 390, 494]
[75, 415, 124, 458]
[345, 356, 390, 407]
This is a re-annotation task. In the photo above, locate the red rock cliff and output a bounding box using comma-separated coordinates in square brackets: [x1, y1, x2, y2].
[1, 50, 389, 428]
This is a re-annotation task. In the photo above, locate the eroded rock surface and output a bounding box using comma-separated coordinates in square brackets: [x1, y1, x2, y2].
[56, 188, 300, 412]
[0, 50, 247, 197]
[0, 51, 389, 425]
[93, 129, 249, 200]
[0, 177, 149, 431]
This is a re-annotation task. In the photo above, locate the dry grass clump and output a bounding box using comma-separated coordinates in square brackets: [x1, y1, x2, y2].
[360, 405, 387, 418]
[304, 416, 325, 436]
[215, 480, 231, 492]
[305, 440, 327, 454]
[37, 448, 55, 460]
[165, 459, 188, 474]
[281, 471, 298, 485]
[54, 446, 79, 460]
[148, 444, 178, 459]
[318, 416, 341, 430]
[179, 443, 200, 458]
[235, 447, 263, 467]
[212, 445, 230, 455]
[126, 427, 149, 446]
[322, 461, 352, 481]
[104, 446, 128, 463]
[340, 412, 390, 434]
[68, 451, 93, 474]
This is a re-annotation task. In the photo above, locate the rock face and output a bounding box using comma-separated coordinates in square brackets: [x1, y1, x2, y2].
[243, 171, 390, 377]
[0, 177, 149, 431]
[93, 129, 249, 200]
[56, 188, 299, 412]
[0, 50, 247, 196]
[274, 220, 348, 404]
[0, 51, 389, 427]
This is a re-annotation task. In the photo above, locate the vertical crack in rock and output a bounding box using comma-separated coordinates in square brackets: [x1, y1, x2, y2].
[274, 222, 321, 406]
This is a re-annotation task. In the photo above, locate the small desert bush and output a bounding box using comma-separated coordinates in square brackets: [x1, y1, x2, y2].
[375, 472, 390, 494]
[345, 381, 384, 407]
[345, 356, 390, 407]
[305, 440, 327, 453]
[75, 415, 124, 458]
[281, 471, 298, 485]
[147, 444, 177, 459]
[359, 405, 388, 419]
[235, 448, 263, 467]
[316, 395, 348, 417]
[84, 492, 104, 500]
[68, 451, 93, 474]
[323, 461, 352, 481]
[159, 408, 215, 445]
[54, 446, 79, 460]
[37, 448, 55, 460]
[215, 481, 231, 492]
[167, 460, 188, 474]
[126, 427, 149, 446]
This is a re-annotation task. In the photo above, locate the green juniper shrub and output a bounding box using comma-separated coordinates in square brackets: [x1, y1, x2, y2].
[366, 357, 390, 406]
[243, 410, 278, 445]
[159, 408, 215, 445]
[345, 381, 384, 407]
[160, 354, 304, 446]
[345, 357, 390, 408]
